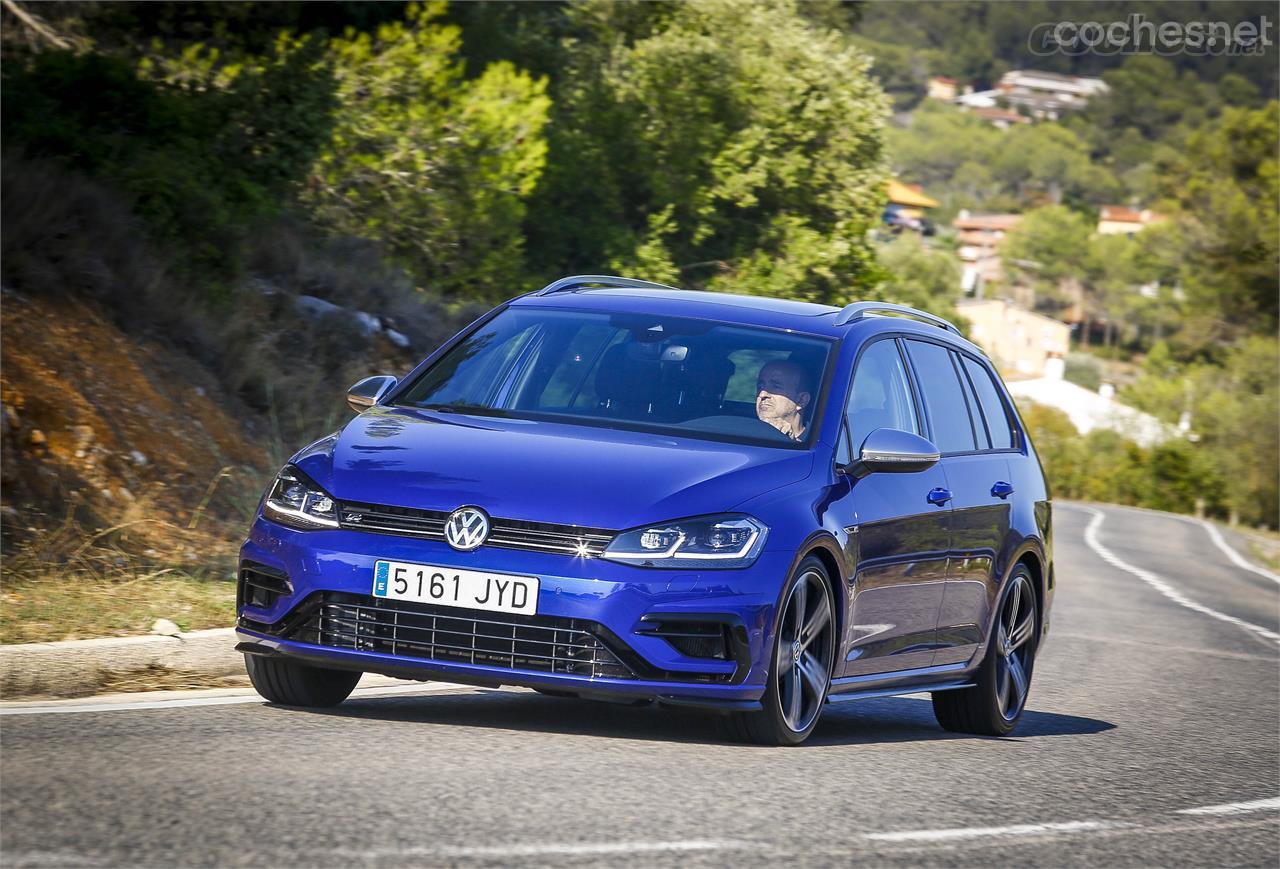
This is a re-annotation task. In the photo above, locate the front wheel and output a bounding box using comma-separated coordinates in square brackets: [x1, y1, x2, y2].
[245, 654, 361, 708]
[725, 557, 836, 746]
[932, 565, 1038, 736]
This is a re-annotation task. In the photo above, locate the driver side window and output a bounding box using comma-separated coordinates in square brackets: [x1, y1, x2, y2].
[845, 339, 920, 453]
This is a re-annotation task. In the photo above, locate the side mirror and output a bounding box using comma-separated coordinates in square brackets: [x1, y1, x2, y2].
[841, 428, 940, 478]
[347, 375, 398, 414]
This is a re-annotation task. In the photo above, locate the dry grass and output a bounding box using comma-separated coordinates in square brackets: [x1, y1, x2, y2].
[1, 569, 236, 644]
[2, 482, 244, 643]
[96, 666, 249, 695]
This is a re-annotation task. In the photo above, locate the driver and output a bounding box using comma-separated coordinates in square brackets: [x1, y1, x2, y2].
[755, 360, 812, 441]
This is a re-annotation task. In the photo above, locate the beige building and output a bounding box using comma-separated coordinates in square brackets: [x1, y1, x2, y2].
[953, 212, 1022, 294]
[1096, 205, 1165, 236]
[957, 298, 1070, 377]
[926, 76, 959, 101]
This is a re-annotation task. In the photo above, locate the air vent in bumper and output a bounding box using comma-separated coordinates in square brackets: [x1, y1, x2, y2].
[238, 563, 293, 609]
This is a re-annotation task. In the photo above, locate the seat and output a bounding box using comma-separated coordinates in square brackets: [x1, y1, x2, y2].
[595, 342, 663, 418]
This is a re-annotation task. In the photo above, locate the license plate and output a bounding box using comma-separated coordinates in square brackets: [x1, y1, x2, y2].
[372, 560, 539, 615]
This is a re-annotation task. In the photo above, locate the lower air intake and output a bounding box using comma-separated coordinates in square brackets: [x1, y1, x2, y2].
[285, 593, 636, 680]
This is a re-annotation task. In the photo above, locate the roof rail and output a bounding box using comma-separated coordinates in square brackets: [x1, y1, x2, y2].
[535, 274, 683, 296]
[833, 301, 961, 335]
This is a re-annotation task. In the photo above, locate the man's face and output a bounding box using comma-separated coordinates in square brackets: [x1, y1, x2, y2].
[756, 361, 810, 430]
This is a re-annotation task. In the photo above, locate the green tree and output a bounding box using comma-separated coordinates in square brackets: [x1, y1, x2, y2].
[1149, 102, 1279, 342]
[527, 0, 891, 304]
[871, 234, 962, 323]
[1002, 205, 1092, 313]
[304, 2, 551, 296]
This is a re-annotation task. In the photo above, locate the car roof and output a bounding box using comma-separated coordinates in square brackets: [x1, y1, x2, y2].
[509, 287, 986, 357]
[511, 287, 844, 336]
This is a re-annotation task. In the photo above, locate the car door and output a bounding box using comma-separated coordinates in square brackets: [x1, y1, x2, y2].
[903, 340, 1015, 668]
[831, 337, 952, 678]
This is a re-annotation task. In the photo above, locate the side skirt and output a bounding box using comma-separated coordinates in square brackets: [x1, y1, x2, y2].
[826, 680, 974, 703]
[826, 661, 976, 703]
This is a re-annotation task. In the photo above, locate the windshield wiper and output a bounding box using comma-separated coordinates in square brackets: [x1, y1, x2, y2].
[417, 403, 510, 418]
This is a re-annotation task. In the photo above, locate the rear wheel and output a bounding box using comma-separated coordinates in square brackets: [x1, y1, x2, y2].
[245, 654, 361, 708]
[932, 565, 1038, 736]
[725, 557, 835, 746]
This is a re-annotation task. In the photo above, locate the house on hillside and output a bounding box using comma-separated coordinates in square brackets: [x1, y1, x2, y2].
[926, 76, 959, 101]
[958, 298, 1070, 378]
[996, 70, 1109, 120]
[1007, 358, 1175, 448]
[953, 211, 1022, 294]
[883, 179, 939, 234]
[1096, 205, 1165, 237]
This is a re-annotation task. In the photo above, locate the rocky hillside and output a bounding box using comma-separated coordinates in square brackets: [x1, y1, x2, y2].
[1, 288, 267, 557]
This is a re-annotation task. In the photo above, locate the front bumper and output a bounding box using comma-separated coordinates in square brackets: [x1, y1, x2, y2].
[236, 516, 795, 706]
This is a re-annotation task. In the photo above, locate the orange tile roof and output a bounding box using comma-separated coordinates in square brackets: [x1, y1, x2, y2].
[886, 178, 938, 209]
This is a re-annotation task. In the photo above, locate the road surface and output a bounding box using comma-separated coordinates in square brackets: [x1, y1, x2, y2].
[3, 502, 1278, 867]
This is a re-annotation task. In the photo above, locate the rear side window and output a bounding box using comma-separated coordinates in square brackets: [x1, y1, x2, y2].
[845, 339, 920, 450]
[904, 340, 978, 453]
[962, 356, 1014, 449]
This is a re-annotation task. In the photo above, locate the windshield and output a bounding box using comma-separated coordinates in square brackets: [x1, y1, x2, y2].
[397, 308, 833, 448]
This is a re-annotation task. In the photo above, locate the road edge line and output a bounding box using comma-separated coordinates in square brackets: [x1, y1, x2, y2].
[1081, 507, 1280, 646]
[1196, 519, 1280, 585]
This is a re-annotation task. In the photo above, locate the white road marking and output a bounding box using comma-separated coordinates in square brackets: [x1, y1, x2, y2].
[1082, 508, 1280, 646]
[1177, 796, 1280, 816]
[864, 820, 1130, 843]
[334, 840, 747, 859]
[0, 682, 472, 716]
[1197, 519, 1280, 585]
[1066, 501, 1280, 584]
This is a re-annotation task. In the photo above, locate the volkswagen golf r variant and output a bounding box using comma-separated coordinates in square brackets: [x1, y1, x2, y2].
[237, 275, 1054, 745]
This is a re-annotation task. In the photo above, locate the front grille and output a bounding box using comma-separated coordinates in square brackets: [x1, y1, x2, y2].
[339, 502, 615, 557]
[285, 593, 636, 680]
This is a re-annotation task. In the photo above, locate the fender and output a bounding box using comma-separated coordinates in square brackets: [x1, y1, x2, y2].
[764, 530, 848, 650]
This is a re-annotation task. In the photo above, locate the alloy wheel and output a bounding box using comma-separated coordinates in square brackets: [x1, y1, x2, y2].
[775, 570, 835, 733]
[994, 574, 1037, 721]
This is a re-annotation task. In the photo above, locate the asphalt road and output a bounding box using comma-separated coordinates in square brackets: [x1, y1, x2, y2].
[3, 502, 1278, 867]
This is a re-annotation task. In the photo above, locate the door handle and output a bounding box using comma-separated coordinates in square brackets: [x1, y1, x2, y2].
[927, 487, 953, 506]
[991, 481, 1015, 499]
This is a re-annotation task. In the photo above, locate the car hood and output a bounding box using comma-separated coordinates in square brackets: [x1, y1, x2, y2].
[293, 407, 814, 530]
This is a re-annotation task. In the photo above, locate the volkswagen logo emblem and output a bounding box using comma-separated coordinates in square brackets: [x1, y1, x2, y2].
[444, 506, 490, 552]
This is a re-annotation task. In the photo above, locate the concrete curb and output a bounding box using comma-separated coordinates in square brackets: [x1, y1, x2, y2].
[0, 628, 241, 698]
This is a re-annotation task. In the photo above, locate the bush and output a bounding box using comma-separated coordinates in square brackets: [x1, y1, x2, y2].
[1063, 352, 1103, 392]
[1017, 397, 1233, 521]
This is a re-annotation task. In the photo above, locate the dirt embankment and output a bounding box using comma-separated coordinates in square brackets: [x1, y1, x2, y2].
[1, 289, 268, 550]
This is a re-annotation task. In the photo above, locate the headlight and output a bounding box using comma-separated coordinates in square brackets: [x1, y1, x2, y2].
[262, 465, 339, 530]
[602, 514, 767, 569]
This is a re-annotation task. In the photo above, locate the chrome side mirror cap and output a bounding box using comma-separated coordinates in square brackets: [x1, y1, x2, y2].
[347, 375, 398, 414]
[842, 428, 940, 478]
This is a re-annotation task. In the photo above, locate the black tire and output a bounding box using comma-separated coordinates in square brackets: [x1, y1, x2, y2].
[933, 564, 1038, 736]
[725, 556, 836, 746]
[244, 654, 361, 708]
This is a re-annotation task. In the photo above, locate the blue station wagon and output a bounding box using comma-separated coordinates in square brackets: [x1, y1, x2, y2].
[236, 276, 1054, 744]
